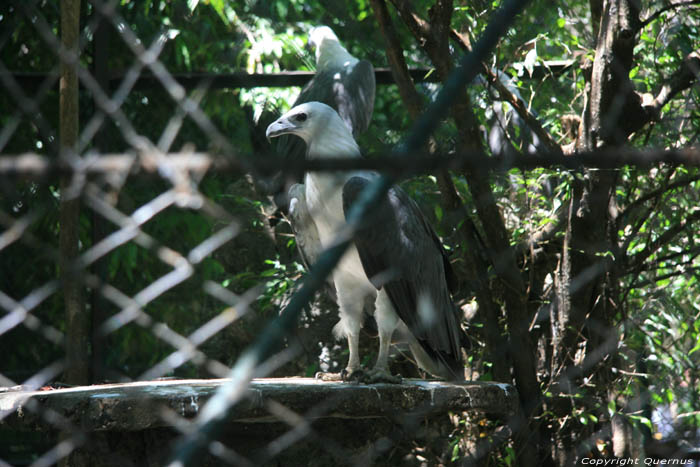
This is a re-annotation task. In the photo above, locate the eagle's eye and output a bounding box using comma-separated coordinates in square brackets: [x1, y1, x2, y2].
[294, 112, 307, 122]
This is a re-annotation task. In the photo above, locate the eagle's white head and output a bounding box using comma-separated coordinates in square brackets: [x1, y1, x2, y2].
[308, 26, 357, 70]
[266, 102, 360, 159]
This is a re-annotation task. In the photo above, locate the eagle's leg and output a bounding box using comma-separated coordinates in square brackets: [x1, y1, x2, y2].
[344, 323, 361, 376]
[316, 278, 365, 382]
[337, 284, 364, 380]
[373, 289, 398, 372]
[360, 289, 402, 384]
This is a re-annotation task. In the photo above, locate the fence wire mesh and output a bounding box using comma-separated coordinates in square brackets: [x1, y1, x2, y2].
[1, 0, 700, 466]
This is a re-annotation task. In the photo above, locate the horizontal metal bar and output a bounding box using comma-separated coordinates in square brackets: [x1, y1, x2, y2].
[3, 61, 574, 92]
[1, 146, 698, 181]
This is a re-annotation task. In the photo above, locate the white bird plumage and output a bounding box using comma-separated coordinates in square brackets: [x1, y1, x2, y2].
[266, 102, 464, 381]
[309, 26, 359, 73]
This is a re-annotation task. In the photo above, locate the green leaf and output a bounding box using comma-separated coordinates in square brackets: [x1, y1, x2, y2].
[629, 415, 653, 431]
[180, 42, 191, 69]
[275, 2, 288, 18]
[689, 340, 700, 356]
[208, 0, 228, 24]
[451, 442, 460, 461]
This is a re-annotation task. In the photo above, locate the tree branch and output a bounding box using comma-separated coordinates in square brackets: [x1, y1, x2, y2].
[390, 0, 563, 154]
[619, 168, 676, 255]
[590, 0, 604, 38]
[369, 0, 425, 117]
[630, 266, 700, 288]
[387, 0, 431, 44]
[627, 209, 700, 271]
[615, 47, 700, 138]
[449, 29, 563, 154]
[646, 49, 700, 117]
[649, 244, 700, 267]
[638, 0, 700, 29]
[619, 172, 700, 221]
[515, 202, 570, 259]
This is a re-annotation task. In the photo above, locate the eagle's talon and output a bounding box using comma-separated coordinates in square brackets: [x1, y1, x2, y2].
[358, 368, 402, 384]
[315, 371, 343, 381]
[340, 368, 364, 382]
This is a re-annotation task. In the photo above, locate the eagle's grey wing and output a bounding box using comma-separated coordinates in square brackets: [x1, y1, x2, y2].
[293, 60, 375, 136]
[342, 176, 462, 377]
[287, 183, 337, 301]
[332, 59, 376, 136]
[287, 184, 323, 269]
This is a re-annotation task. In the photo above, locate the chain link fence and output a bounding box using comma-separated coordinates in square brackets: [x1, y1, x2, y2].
[1, 0, 700, 466]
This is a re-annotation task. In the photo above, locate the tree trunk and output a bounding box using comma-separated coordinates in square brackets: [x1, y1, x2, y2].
[551, 0, 641, 462]
[90, 4, 111, 384]
[59, 0, 88, 386]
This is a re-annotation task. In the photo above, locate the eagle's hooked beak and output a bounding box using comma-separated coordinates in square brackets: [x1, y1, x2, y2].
[266, 117, 297, 142]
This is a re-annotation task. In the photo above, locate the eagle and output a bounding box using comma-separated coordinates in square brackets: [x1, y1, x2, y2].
[270, 25, 376, 302]
[266, 101, 464, 382]
[270, 25, 375, 213]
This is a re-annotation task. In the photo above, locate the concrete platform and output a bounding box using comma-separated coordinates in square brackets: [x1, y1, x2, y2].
[0, 377, 517, 466]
